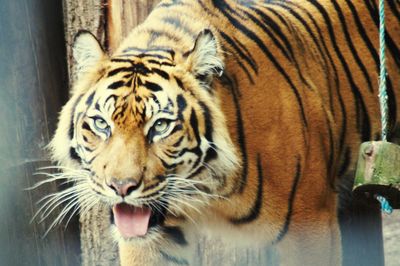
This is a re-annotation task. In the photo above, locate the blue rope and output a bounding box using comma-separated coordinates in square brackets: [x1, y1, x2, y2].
[378, 0, 388, 142]
[376, 195, 393, 214]
[377, 0, 393, 214]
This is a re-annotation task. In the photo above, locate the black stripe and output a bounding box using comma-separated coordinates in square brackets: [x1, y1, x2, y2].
[187, 165, 205, 180]
[107, 67, 132, 77]
[109, 64, 152, 77]
[345, 0, 379, 81]
[147, 31, 162, 46]
[281, 1, 342, 119]
[161, 16, 196, 38]
[176, 94, 187, 112]
[148, 59, 174, 66]
[345, 0, 397, 133]
[83, 145, 94, 152]
[308, 0, 371, 142]
[164, 149, 180, 159]
[388, 0, 400, 21]
[69, 94, 84, 140]
[141, 181, 163, 194]
[230, 154, 263, 224]
[125, 78, 132, 88]
[338, 147, 351, 178]
[169, 124, 183, 136]
[108, 80, 125, 90]
[279, 1, 349, 154]
[325, 112, 335, 188]
[219, 31, 258, 74]
[172, 135, 184, 147]
[269, 2, 333, 90]
[221, 44, 255, 84]
[256, 3, 320, 92]
[69, 147, 82, 163]
[85, 91, 95, 105]
[212, 0, 308, 130]
[110, 58, 134, 63]
[150, 94, 161, 110]
[175, 77, 185, 90]
[159, 157, 178, 170]
[365, 0, 400, 69]
[163, 226, 188, 246]
[160, 251, 188, 265]
[82, 121, 91, 132]
[117, 52, 175, 62]
[144, 81, 163, 92]
[241, 7, 292, 62]
[220, 74, 248, 194]
[274, 157, 301, 243]
[152, 68, 170, 80]
[122, 46, 175, 57]
[110, 208, 114, 224]
[234, 36, 259, 72]
[288, 3, 347, 154]
[204, 146, 218, 163]
[332, 0, 374, 93]
[147, 30, 182, 45]
[156, 0, 184, 9]
[197, 0, 216, 16]
[211, 0, 246, 19]
[104, 94, 117, 107]
[198, 101, 213, 142]
[190, 150, 203, 171]
[178, 146, 202, 158]
[189, 108, 201, 143]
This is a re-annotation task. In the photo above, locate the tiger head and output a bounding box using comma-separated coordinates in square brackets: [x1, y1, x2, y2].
[49, 29, 239, 241]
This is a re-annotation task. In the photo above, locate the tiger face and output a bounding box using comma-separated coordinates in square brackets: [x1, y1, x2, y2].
[50, 30, 239, 241]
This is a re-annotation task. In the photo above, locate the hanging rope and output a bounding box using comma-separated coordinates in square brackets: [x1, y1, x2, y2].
[378, 0, 388, 141]
[376, 195, 393, 214]
[377, 0, 393, 213]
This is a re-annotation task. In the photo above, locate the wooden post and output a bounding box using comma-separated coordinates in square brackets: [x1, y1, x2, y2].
[0, 0, 79, 265]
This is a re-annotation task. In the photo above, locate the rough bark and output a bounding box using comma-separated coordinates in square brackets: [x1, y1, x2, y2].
[62, 0, 106, 86]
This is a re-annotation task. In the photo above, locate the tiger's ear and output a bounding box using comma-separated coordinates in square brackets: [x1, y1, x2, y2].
[184, 29, 224, 84]
[73, 30, 106, 76]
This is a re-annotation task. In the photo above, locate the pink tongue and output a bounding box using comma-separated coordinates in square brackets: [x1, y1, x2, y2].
[112, 203, 152, 238]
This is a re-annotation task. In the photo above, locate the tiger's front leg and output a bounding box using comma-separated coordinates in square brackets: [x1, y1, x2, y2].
[118, 223, 197, 266]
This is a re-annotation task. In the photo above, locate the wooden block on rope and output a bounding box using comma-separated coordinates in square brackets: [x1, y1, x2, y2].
[353, 141, 400, 208]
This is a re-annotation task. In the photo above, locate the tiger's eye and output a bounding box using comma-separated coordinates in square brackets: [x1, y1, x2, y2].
[94, 117, 108, 130]
[154, 119, 169, 134]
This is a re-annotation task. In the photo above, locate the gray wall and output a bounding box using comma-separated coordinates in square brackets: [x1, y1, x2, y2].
[0, 0, 80, 265]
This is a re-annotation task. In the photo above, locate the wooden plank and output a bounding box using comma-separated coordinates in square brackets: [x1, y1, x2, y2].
[0, 0, 79, 265]
[107, 0, 159, 52]
[63, 0, 106, 85]
[353, 141, 400, 209]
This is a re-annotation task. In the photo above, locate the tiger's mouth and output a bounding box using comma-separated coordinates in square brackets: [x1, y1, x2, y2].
[111, 203, 165, 238]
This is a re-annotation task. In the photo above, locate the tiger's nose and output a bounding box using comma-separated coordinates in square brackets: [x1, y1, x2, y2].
[108, 178, 140, 197]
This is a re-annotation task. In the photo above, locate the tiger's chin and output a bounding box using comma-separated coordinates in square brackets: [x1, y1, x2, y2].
[110, 203, 166, 243]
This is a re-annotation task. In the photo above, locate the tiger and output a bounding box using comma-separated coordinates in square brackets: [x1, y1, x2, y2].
[48, 0, 400, 265]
